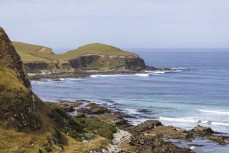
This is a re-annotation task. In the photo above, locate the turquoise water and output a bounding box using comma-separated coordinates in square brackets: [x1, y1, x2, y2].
[32, 50, 229, 152]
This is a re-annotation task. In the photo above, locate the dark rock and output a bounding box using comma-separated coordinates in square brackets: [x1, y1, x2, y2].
[130, 120, 162, 133]
[145, 66, 171, 71]
[58, 101, 83, 112]
[86, 103, 110, 114]
[190, 125, 229, 145]
[138, 109, 151, 113]
[191, 125, 214, 135]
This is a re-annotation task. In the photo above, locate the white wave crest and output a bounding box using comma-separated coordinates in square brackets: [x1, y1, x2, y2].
[159, 117, 197, 123]
[211, 122, 229, 126]
[66, 78, 83, 81]
[123, 108, 141, 115]
[172, 67, 188, 70]
[199, 109, 229, 115]
[135, 73, 150, 77]
[90, 74, 126, 78]
[152, 71, 166, 74]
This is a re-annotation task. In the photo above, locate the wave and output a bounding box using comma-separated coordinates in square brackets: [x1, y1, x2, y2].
[189, 146, 196, 150]
[66, 78, 84, 81]
[136, 71, 167, 77]
[172, 67, 189, 70]
[127, 118, 148, 125]
[90, 74, 132, 78]
[91, 73, 151, 78]
[159, 117, 197, 123]
[160, 116, 229, 127]
[135, 73, 150, 77]
[152, 71, 166, 74]
[211, 122, 229, 126]
[122, 108, 142, 115]
[60, 78, 65, 81]
[89, 68, 188, 78]
[199, 109, 229, 115]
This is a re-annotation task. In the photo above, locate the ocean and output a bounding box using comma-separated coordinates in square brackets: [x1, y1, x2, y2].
[32, 50, 229, 153]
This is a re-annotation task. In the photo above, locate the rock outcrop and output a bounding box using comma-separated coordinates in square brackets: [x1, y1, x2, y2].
[68, 54, 145, 71]
[0, 27, 41, 130]
[23, 54, 145, 72]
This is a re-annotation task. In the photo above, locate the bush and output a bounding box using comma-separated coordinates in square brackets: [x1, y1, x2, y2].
[49, 108, 117, 141]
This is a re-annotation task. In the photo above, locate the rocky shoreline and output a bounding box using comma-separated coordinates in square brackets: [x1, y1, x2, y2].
[56, 100, 229, 153]
[27, 66, 172, 80]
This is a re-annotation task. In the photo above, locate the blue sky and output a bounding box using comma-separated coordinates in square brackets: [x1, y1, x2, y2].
[0, 0, 229, 51]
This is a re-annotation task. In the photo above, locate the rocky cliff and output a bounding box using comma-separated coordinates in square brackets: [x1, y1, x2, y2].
[13, 42, 146, 73]
[0, 27, 117, 152]
[0, 27, 41, 130]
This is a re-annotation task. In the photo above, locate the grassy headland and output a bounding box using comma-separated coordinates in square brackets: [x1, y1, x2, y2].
[13, 42, 136, 62]
[12, 41, 145, 73]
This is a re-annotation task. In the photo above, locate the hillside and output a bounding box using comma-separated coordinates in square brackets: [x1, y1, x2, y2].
[0, 27, 117, 152]
[13, 42, 145, 72]
[55, 43, 136, 60]
[12, 41, 54, 62]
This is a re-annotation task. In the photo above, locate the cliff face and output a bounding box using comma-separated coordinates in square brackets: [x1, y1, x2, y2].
[0, 27, 41, 130]
[69, 54, 145, 71]
[23, 54, 145, 72]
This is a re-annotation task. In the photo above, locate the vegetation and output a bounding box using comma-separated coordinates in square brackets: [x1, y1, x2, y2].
[57, 43, 135, 60]
[0, 28, 116, 152]
[13, 42, 136, 62]
[49, 108, 117, 141]
[12, 41, 54, 62]
[77, 117, 117, 140]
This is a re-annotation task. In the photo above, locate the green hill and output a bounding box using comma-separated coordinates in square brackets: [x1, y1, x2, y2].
[58, 43, 135, 60]
[13, 42, 135, 62]
[12, 42, 145, 72]
[12, 41, 54, 62]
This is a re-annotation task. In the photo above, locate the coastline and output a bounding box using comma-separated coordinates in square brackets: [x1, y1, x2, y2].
[54, 99, 229, 153]
[27, 66, 173, 80]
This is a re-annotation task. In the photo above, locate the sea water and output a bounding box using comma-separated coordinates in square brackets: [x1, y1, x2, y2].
[32, 49, 229, 153]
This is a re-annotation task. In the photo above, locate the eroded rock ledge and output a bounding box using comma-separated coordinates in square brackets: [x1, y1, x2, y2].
[57, 100, 229, 153]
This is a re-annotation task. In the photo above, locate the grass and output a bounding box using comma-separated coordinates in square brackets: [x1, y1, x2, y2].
[0, 94, 115, 152]
[77, 117, 117, 140]
[12, 41, 54, 62]
[57, 43, 135, 60]
[1, 28, 115, 152]
[13, 42, 136, 62]
[0, 67, 28, 92]
[49, 107, 117, 141]
[0, 66, 116, 152]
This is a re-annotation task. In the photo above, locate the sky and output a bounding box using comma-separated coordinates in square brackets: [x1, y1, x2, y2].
[0, 0, 229, 52]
